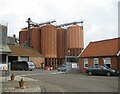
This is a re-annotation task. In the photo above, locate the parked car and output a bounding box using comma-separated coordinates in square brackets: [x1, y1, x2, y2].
[57, 65, 67, 72]
[11, 61, 35, 71]
[86, 65, 119, 76]
[27, 61, 36, 71]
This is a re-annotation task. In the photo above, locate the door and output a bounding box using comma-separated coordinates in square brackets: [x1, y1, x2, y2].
[8, 56, 18, 62]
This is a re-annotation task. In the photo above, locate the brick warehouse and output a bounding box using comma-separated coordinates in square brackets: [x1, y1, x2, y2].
[79, 38, 120, 73]
[19, 19, 84, 69]
[8, 45, 44, 68]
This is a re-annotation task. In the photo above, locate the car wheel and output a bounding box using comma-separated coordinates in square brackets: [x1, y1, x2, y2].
[57, 69, 60, 72]
[88, 71, 92, 75]
[64, 69, 66, 72]
[106, 72, 111, 76]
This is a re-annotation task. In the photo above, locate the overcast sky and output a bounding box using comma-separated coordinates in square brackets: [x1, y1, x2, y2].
[0, 0, 119, 47]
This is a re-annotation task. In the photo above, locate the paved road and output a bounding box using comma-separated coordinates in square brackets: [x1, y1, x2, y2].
[10, 69, 118, 92]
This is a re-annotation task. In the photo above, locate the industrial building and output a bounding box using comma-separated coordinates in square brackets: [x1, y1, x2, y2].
[0, 24, 7, 45]
[8, 45, 44, 68]
[19, 18, 84, 69]
[0, 24, 11, 63]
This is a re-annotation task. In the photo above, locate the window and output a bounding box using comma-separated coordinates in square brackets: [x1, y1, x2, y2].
[94, 58, 99, 66]
[103, 58, 111, 68]
[0, 54, 7, 64]
[84, 59, 88, 68]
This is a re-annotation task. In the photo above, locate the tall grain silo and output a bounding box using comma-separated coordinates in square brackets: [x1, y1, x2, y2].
[57, 27, 66, 66]
[67, 25, 84, 56]
[41, 24, 57, 69]
[30, 27, 41, 52]
[19, 28, 28, 45]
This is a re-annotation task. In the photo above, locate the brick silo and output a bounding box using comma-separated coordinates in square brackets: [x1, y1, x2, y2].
[19, 28, 28, 45]
[41, 24, 57, 69]
[67, 25, 84, 56]
[30, 27, 41, 52]
[57, 27, 66, 66]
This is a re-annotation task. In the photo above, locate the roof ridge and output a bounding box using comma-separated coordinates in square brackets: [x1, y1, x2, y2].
[80, 37, 119, 57]
[91, 37, 120, 43]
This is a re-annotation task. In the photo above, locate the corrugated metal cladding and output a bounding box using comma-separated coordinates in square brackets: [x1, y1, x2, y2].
[57, 28, 66, 67]
[0, 25, 7, 45]
[41, 24, 57, 58]
[67, 25, 84, 56]
[30, 27, 41, 51]
[57, 28, 65, 58]
[19, 30, 27, 44]
[41, 24, 58, 69]
[19, 24, 84, 69]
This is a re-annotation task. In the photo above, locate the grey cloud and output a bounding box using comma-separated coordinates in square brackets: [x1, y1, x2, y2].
[0, 0, 118, 47]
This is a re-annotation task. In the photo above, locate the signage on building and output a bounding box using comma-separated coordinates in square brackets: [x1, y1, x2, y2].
[0, 64, 8, 70]
[72, 63, 77, 68]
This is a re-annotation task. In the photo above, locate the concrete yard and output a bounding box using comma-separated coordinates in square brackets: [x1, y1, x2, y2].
[1, 69, 119, 93]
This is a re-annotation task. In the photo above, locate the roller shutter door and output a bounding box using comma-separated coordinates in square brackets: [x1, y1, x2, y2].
[20, 56, 29, 61]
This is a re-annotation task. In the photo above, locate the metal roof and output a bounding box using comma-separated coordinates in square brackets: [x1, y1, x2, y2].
[0, 45, 11, 54]
[9, 45, 44, 57]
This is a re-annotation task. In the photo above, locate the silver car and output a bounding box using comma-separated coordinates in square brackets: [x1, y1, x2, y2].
[27, 61, 35, 71]
[57, 65, 67, 72]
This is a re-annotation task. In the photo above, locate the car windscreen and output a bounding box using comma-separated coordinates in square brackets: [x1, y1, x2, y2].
[103, 65, 110, 69]
[27, 62, 34, 66]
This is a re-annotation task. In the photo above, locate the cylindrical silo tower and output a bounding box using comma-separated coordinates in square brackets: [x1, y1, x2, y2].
[41, 24, 57, 69]
[30, 27, 41, 52]
[67, 25, 84, 56]
[19, 28, 28, 45]
[57, 27, 66, 66]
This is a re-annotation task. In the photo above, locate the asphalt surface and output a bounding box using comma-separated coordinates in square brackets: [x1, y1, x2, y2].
[8, 69, 119, 92]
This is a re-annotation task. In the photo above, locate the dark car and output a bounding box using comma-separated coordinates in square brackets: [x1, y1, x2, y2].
[86, 65, 119, 76]
[11, 61, 35, 71]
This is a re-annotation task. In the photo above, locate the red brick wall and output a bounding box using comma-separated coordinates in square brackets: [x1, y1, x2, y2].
[111, 57, 118, 70]
[79, 58, 84, 73]
[99, 57, 103, 65]
[80, 58, 94, 73]
[29, 57, 45, 68]
[80, 56, 118, 73]
[89, 58, 93, 67]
